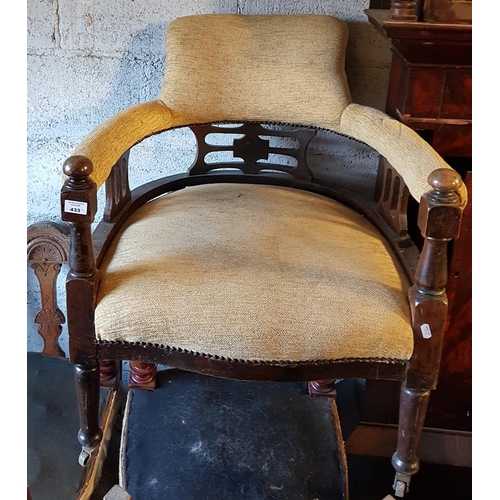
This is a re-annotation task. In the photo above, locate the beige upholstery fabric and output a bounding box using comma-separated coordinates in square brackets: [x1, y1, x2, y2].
[338, 104, 468, 206]
[95, 184, 413, 363]
[160, 14, 352, 130]
[69, 14, 466, 208]
[73, 100, 173, 189]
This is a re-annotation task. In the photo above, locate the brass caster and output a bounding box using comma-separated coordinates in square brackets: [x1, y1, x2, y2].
[393, 472, 411, 498]
[78, 445, 97, 467]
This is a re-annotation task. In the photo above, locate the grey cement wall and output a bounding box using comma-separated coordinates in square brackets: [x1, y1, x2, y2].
[27, 0, 392, 354]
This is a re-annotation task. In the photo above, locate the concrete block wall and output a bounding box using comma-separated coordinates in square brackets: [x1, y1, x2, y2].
[27, 0, 392, 353]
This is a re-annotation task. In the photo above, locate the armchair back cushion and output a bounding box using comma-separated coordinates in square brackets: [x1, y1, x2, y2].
[160, 14, 352, 129]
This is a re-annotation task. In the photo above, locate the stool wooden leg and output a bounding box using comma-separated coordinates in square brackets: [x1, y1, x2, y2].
[129, 361, 157, 390]
[75, 362, 103, 466]
[307, 379, 337, 398]
[100, 359, 121, 388]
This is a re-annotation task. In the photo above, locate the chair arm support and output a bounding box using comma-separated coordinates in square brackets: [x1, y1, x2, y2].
[338, 103, 468, 207]
[405, 169, 464, 390]
[61, 157, 100, 362]
[71, 100, 174, 189]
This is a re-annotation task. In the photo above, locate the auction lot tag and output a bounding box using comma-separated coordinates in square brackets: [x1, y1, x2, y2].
[64, 200, 88, 215]
[420, 323, 432, 339]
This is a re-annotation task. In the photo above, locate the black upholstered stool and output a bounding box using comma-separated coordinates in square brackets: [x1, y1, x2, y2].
[119, 369, 347, 500]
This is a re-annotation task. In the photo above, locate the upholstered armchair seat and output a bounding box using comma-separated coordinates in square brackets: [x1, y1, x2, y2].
[95, 183, 413, 363]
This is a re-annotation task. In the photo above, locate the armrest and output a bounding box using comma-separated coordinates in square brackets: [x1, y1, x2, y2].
[72, 100, 173, 189]
[338, 103, 468, 207]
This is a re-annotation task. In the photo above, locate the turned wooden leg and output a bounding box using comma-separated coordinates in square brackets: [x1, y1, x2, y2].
[100, 359, 121, 388]
[391, 170, 464, 497]
[307, 379, 337, 398]
[129, 361, 157, 390]
[75, 362, 103, 466]
[392, 383, 431, 497]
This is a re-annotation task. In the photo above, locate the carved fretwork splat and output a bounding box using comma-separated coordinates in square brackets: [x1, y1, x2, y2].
[104, 150, 131, 223]
[233, 134, 270, 164]
[188, 123, 317, 180]
[27, 222, 70, 357]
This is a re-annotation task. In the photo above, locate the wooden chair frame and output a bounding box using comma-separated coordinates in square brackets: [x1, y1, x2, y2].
[60, 122, 463, 497]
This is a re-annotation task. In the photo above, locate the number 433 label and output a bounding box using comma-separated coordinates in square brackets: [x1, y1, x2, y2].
[64, 200, 88, 215]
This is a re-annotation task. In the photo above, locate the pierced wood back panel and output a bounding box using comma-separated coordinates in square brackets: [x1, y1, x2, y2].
[189, 123, 316, 181]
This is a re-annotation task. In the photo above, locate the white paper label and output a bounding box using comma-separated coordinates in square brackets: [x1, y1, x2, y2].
[64, 200, 88, 215]
[420, 324, 432, 339]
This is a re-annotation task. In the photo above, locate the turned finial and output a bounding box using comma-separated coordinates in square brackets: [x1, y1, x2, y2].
[418, 168, 463, 239]
[61, 155, 97, 226]
[427, 168, 462, 193]
[390, 1, 418, 21]
[63, 155, 94, 178]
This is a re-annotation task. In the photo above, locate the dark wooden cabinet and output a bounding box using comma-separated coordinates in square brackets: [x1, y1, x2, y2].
[378, 11, 472, 161]
[345, 8, 472, 464]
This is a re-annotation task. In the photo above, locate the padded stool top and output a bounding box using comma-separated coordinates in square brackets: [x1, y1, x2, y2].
[121, 369, 347, 499]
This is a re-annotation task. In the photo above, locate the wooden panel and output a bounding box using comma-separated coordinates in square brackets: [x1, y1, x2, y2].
[423, 0, 472, 24]
[369, 0, 393, 7]
[405, 66, 445, 118]
[386, 53, 409, 118]
[387, 59, 473, 125]
[441, 70, 472, 120]
[429, 124, 472, 158]
[345, 423, 471, 467]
